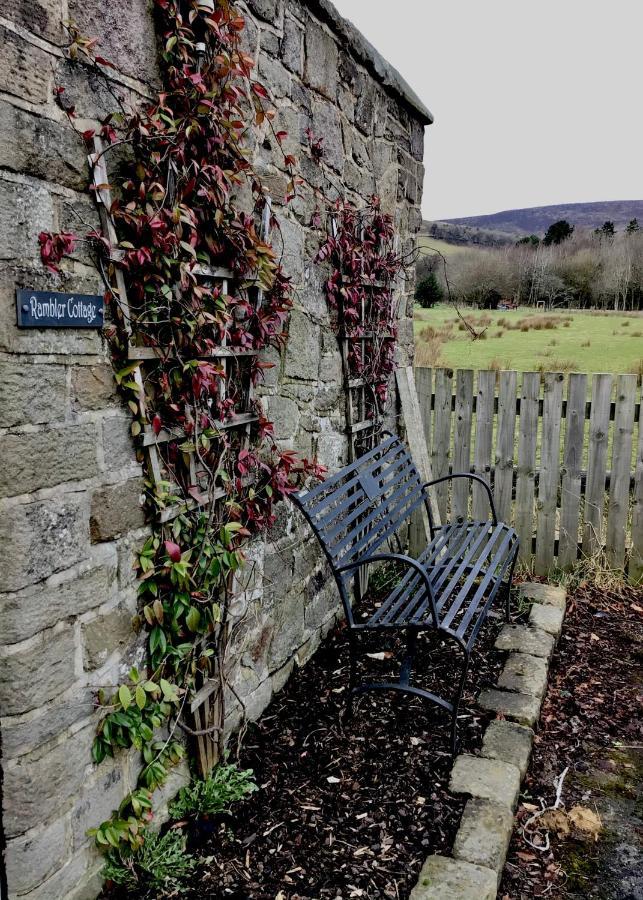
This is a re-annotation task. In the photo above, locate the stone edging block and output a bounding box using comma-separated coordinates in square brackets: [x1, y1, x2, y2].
[409, 582, 567, 898]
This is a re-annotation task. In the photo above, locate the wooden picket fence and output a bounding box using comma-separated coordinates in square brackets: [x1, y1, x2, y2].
[414, 367, 643, 582]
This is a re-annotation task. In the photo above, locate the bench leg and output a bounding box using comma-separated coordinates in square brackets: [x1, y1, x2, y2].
[504, 548, 519, 622]
[399, 629, 417, 687]
[450, 647, 471, 757]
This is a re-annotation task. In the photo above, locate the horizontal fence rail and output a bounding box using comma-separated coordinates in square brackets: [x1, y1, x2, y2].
[414, 367, 643, 582]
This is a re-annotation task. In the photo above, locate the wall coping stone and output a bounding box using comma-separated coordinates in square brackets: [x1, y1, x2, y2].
[303, 0, 434, 124]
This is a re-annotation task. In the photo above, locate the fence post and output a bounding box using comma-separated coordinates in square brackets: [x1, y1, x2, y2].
[431, 368, 453, 522]
[606, 374, 637, 570]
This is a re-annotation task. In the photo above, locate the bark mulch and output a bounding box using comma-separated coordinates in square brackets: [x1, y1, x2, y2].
[183, 585, 508, 899]
[500, 579, 643, 900]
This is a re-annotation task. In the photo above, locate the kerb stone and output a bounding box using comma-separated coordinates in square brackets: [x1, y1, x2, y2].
[481, 719, 534, 778]
[409, 854, 496, 900]
[478, 688, 542, 728]
[497, 652, 548, 700]
[453, 798, 514, 883]
[495, 623, 555, 659]
[449, 754, 521, 810]
[518, 581, 566, 609]
[529, 602, 565, 638]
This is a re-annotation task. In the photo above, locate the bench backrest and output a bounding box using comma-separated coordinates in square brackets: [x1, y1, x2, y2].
[292, 435, 427, 574]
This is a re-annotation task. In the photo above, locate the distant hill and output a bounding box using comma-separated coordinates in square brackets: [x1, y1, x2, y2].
[421, 220, 514, 247]
[438, 200, 643, 238]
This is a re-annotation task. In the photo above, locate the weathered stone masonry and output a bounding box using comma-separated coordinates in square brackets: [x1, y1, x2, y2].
[0, 1, 430, 897]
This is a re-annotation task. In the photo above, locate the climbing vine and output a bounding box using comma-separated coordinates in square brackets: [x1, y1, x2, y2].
[39, 0, 322, 857]
[315, 197, 406, 452]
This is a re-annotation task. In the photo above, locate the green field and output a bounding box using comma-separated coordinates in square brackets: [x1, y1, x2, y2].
[414, 305, 643, 375]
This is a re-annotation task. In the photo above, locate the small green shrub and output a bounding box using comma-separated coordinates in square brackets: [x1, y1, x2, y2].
[103, 829, 195, 896]
[169, 759, 257, 820]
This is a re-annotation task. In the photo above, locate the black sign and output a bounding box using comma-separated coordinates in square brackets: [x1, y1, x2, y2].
[16, 289, 104, 328]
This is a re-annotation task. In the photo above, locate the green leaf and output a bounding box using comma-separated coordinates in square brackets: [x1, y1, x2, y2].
[135, 685, 147, 709]
[118, 684, 132, 711]
[185, 606, 201, 633]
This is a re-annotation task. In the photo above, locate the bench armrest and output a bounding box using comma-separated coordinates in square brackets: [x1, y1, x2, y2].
[422, 474, 498, 525]
[337, 552, 439, 628]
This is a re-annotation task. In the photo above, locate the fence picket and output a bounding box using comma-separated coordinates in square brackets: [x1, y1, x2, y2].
[583, 374, 613, 558]
[495, 370, 518, 524]
[431, 368, 453, 522]
[630, 385, 643, 584]
[453, 369, 474, 519]
[515, 372, 540, 567]
[558, 373, 587, 570]
[473, 370, 496, 520]
[606, 374, 637, 570]
[415, 366, 432, 459]
[535, 373, 564, 574]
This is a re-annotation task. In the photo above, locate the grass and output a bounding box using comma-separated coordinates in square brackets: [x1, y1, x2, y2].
[417, 235, 471, 259]
[413, 305, 643, 374]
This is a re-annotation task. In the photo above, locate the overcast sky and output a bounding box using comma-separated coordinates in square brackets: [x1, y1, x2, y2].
[331, 0, 643, 221]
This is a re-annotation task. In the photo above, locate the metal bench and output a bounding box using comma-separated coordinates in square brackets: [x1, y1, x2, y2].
[291, 433, 519, 753]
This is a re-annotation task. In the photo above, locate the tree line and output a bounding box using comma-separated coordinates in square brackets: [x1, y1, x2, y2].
[417, 219, 643, 311]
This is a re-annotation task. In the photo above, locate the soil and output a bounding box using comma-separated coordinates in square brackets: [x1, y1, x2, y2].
[180, 576, 508, 899]
[500, 579, 643, 900]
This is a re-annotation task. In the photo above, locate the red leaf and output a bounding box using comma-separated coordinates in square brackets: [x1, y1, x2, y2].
[152, 414, 162, 435]
[164, 540, 181, 562]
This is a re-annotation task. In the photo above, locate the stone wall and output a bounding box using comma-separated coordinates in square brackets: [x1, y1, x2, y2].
[0, 1, 429, 896]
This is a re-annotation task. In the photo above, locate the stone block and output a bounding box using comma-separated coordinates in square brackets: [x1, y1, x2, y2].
[281, 14, 303, 74]
[82, 604, 135, 670]
[247, 0, 283, 23]
[529, 601, 565, 638]
[1, 688, 94, 759]
[449, 754, 521, 810]
[497, 652, 548, 700]
[102, 415, 137, 471]
[0, 547, 118, 643]
[453, 798, 514, 882]
[0, 100, 88, 191]
[478, 688, 541, 728]
[303, 18, 338, 100]
[7, 0, 64, 42]
[0, 175, 55, 262]
[268, 589, 305, 671]
[311, 96, 344, 174]
[258, 51, 291, 98]
[409, 854, 497, 900]
[0, 424, 98, 497]
[0, 27, 52, 104]
[495, 623, 554, 659]
[284, 309, 320, 380]
[5, 816, 70, 896]
[71, 757, 127, 850]
[0, 493, 90, 591]
[54, 57, 129, 121]
[15, 847, 101, 900]
[518, 581, 566, 609]
[67, 0, 160, 84]
[71, 363, 118, 411]
[90, 478, 145, 542]
[3, 724, 95, 836]
[0, 360, 68, 427]
[263, 395, 300, 441]
[0, 623, 77, 715]
[277, 214, 305, 285]
[481, 719, 533, 779]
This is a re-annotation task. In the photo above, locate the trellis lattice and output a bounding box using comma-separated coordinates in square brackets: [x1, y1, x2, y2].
[89, 135, 273, 773]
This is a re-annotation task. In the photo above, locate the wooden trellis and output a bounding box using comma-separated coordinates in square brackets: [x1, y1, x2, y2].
[89, 136, 272, 773]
